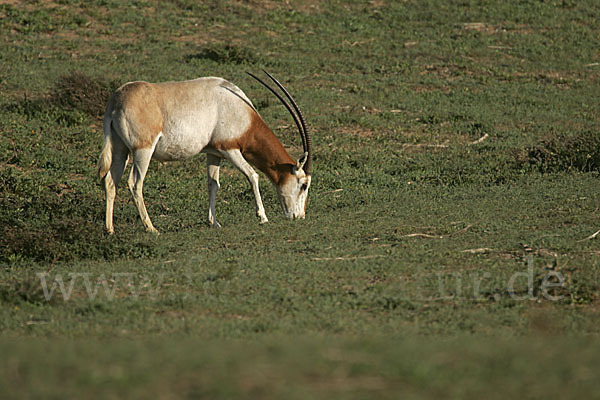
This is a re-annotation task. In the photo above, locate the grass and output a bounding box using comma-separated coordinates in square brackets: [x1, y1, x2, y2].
[2, 337, 600, 399]
[1, 0, 600, 398]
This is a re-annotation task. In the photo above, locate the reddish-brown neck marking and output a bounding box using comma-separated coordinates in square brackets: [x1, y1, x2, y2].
[213, 112, 296, 185]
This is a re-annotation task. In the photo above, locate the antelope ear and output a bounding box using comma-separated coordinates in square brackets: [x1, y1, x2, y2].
[295, 152, 308, 173]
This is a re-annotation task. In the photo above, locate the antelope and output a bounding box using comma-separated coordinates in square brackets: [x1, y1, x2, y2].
[97, 71, 312, 234]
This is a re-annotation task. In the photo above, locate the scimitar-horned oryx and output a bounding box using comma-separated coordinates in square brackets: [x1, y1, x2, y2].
[97, 71, 312, 234]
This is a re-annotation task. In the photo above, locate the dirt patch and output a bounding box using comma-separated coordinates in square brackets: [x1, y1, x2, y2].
[410, 84, 452, 94]
[463, 22, 504, 34]
[338, 126, 375, 138]
[463, 22, 535, 35]
[248, 0, 323, 14]
[526, 306, 565, 335]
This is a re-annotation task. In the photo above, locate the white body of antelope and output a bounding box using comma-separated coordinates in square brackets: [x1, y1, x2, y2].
[97, 71, 312, 234]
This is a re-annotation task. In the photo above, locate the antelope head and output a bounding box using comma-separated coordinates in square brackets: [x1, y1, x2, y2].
[248, 71, 313, 220]
[276, 151, 311, 219]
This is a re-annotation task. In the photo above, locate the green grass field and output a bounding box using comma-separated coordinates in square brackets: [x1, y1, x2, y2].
[1, 0, 600, 398]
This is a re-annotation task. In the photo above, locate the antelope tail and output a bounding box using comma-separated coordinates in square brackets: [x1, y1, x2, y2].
[97, 117, 113, 180]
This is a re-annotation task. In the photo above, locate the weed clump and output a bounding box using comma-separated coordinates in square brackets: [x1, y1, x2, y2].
[0, 275, 53, 305]
[50, 72, 119, 117]
[524, 131, 600, 173]
[0, 167, 170, 264]
[1, 219, 169, 264]
[186, 44, 260, 65]
[3, 72, 118, 123]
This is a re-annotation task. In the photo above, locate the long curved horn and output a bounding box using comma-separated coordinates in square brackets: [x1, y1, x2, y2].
[246, 71, 312, 175]
[262, 70, 312, 175]
[246, 72, 306, 152]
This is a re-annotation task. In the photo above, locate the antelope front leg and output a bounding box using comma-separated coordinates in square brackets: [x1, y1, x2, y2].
[222, 149, 268, 224]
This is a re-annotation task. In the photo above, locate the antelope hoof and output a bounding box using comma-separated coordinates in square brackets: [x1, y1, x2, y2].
[106, 228, 115, 235]
[259, 217, 269, 224]
[210, 220, 222, 228]
[146, 227, 160, 235]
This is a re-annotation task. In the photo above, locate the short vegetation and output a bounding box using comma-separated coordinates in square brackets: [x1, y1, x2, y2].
[0, 1, 599, 398]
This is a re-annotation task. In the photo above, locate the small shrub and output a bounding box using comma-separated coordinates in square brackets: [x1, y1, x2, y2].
[49, 72, 119, 117]
[186, 44, 260, 65]
[0, 274, 53, 305]
[3, 72, 119, 123]
[524, 131, 600, 173]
